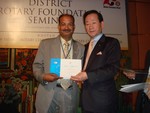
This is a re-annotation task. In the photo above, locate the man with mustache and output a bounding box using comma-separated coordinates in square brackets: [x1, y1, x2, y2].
[33, 14, 84, 113]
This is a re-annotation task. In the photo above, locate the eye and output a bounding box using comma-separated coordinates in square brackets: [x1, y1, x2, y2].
[68, 23, 74, 27]
[85, 23, 89, 26]
[60, 23, 65, 26]
[92, 21, 96, 24]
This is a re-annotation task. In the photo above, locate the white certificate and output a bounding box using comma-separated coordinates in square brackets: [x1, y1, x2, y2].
[60, 59, 81, 79]
[50, 58, 82, 79]
[119, 83, 150, 93]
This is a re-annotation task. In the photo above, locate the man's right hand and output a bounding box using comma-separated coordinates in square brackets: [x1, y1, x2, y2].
[43, 73, 63, 82]
[123, 69, 136, 80]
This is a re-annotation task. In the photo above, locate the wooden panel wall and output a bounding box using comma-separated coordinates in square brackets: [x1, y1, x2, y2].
[128, 0, 150, 69]
[127, 0, 150, 111]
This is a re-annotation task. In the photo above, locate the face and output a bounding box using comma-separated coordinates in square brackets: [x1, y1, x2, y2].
[58, 15, 75, 41]
[84, 13, 104, 38]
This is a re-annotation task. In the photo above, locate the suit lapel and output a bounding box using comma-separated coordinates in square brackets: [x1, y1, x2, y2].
[86, 35, 106, 69]
[72, 40, 78, 59]
[53, 36, 61, 58]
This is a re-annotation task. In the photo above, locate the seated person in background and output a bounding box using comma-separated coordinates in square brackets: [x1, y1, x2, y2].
[123, 50, 150, 113]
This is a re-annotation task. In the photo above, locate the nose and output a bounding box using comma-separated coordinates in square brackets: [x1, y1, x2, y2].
[65, 25, 70, 28]
[89, 24, 93, 29]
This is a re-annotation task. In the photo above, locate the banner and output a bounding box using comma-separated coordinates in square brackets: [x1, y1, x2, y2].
[0, 0, 128, 49]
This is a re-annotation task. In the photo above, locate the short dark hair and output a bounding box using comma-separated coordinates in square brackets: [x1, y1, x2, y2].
[83, 10, 103, 24]
[58, 14, 75, 25]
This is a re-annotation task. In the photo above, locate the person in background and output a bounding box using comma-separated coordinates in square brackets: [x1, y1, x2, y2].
[33, 14, 84, 113]
[123, 50, 150, 113]
[71, 10, 121, 113]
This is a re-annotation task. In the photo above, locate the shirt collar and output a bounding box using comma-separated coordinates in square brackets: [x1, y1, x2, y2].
[91, 33, 103, 47]
[93, 33, 103, 42]
[60, 37, 72, 45]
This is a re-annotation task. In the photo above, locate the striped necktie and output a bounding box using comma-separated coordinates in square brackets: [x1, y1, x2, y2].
[60, 41, 71, 90]
[63, 41, 70, 59]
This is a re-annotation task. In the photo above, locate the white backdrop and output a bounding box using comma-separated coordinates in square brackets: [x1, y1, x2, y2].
[0, 0, 128, 49]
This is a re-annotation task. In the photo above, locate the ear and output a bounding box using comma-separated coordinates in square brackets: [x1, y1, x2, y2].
[73, 25, 75, 30]
[101, 21, 104, 29]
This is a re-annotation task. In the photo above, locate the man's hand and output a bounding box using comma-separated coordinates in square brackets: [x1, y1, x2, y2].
[123, 69, 136, 80]
[71, 71, 88, 83]
[43, 73, 63, 82]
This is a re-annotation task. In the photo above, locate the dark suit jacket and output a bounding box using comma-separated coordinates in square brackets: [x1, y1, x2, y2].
[130, 50, 150, 113]
[81, 34, 121, 113]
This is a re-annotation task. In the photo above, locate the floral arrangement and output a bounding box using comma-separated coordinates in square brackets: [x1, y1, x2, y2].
[14, 49, 37, 76]
[0, 49, 38, 113]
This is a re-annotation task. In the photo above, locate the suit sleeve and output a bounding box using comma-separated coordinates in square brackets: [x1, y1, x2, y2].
[32, 41, 45, 84]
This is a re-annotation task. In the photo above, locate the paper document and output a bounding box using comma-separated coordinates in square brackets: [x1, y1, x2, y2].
[120, 83, 150, 93]
[120, 66, 150, 93]
[50, 58, 82, 79]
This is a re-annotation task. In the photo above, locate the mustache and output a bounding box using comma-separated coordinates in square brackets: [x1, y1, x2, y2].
[62, 29, 72, 32]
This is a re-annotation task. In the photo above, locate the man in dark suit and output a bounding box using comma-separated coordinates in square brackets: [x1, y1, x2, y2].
[71, 10, 121, 113]
[123, 50, 150, 113]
